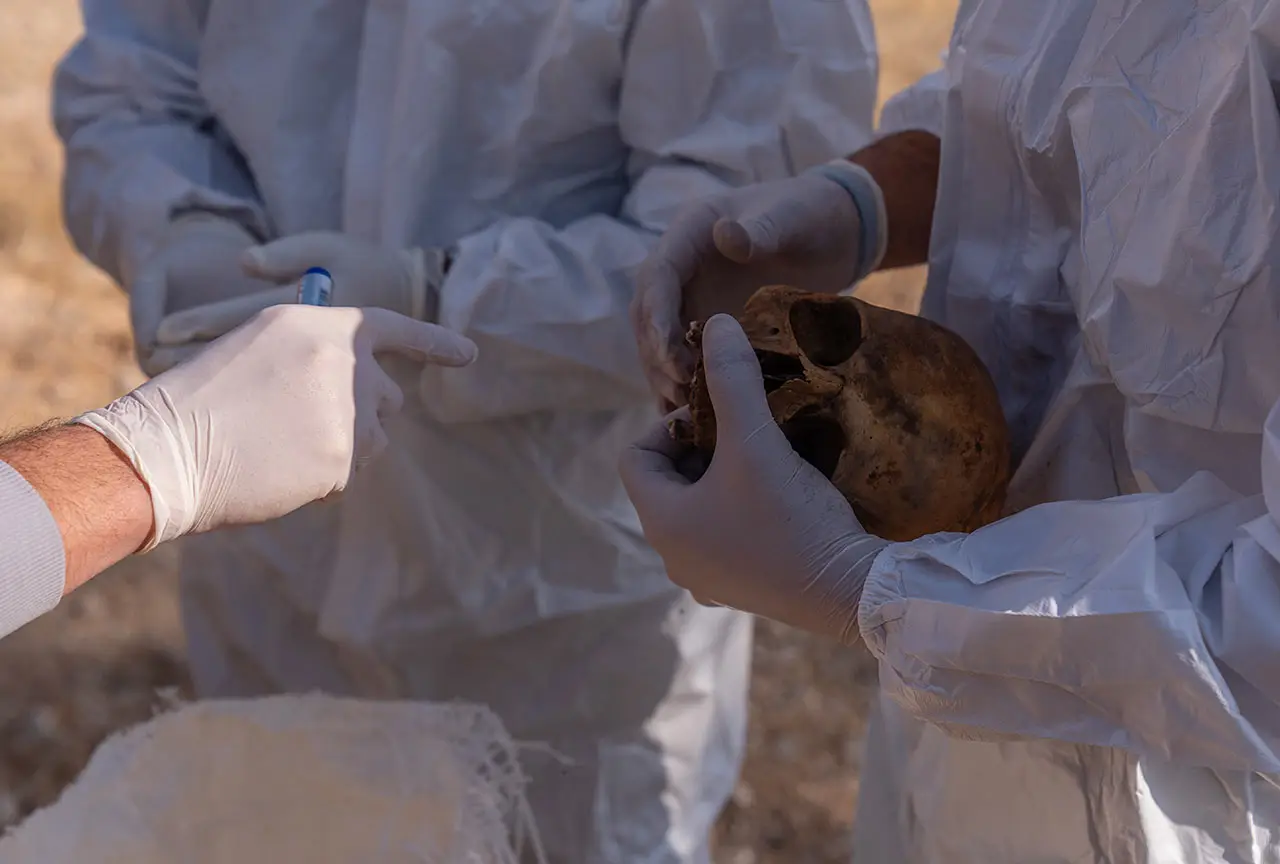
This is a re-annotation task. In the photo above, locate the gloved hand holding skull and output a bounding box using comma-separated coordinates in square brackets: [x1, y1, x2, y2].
[620, 314, 890, 643]
[679, 285, 1010, 542]
[622, 284, 1011, 638]
[623, 157, 1011, 636]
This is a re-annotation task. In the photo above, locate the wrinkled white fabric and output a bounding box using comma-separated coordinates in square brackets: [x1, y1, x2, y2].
[852, 1, 1280, 861]
[0, 694, 540, 863]
[620, 315, 888, 643]
[52, 1, 878, 860]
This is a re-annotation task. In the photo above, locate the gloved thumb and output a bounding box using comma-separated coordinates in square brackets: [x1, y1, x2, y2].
[712, 212, 784, 265]
[701, 314, 774, 435]
[242, 232, 348, 283]
[358, 307, 478, 367]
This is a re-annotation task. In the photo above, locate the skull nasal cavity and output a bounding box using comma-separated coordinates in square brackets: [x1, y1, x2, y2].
[757, 350, 806, 394]
[788, 298, 862, 367]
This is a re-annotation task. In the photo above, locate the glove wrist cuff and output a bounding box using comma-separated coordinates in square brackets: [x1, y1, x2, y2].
[73, 393, 195, 552]
[810, 160, 888, 283]
[820, 533, 891, 645]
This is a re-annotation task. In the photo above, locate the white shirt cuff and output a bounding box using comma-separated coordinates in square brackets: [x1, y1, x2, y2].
[0, 461, 66, 639]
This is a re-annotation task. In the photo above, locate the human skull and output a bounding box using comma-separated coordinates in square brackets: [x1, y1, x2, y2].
[680, 285, 1010, 542]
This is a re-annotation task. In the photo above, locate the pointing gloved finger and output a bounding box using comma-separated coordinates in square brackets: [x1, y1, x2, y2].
[700, 314, 775, 435]
[155, 286, 296, 345]
[358, 307, 478, 366]
[241, 232, 347, 282]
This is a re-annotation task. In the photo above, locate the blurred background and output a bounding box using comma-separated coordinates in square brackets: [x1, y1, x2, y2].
[0, 2, 955, 860]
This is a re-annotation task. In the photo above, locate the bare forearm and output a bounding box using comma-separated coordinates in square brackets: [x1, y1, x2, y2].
[849, 130, 941, 271]
[0, 424, 153, 594]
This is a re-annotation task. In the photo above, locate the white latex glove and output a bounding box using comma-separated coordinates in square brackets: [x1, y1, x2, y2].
[149, 232, 450, 371]
[75, 305, 477, 550]
[619, 314, 888, 644]
[131, 213, 279, 376]
[631, 162, 885, 410]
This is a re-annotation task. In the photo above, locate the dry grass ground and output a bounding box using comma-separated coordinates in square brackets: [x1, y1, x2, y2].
[0, 2, 955, 859]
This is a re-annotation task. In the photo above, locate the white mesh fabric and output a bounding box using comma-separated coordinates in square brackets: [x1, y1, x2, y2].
[0, 694, 542, 863]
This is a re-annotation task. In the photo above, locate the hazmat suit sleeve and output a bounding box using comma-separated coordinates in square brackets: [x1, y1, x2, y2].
[857, 401, 1280, 773]
[52, 0, 270, 291]
[416, 0, 878, 424]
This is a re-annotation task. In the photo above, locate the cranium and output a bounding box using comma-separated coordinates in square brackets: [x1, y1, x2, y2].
[680, 285, 1010, 542]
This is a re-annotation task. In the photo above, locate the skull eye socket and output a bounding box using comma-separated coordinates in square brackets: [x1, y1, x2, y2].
[780, 408, 845, 480]
[788, 298, 862, 368]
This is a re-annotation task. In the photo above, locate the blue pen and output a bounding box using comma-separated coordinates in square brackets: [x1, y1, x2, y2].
[297, 267, 334, 306]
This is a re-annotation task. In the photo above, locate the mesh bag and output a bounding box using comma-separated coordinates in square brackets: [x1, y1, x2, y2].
[0, 694, 541, 863]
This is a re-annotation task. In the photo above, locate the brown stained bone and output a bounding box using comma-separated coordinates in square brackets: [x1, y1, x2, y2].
[686, 285, 1011, 542]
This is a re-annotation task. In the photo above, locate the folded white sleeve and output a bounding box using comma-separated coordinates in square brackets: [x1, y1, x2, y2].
[0, 462, 66, 640]
[858, 400, 1280, 772]
[52, 0, 270, 291]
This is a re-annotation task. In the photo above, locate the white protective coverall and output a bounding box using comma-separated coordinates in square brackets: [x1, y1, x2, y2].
[852, 0, 1280, 860]
[51, 1, 878, 860]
